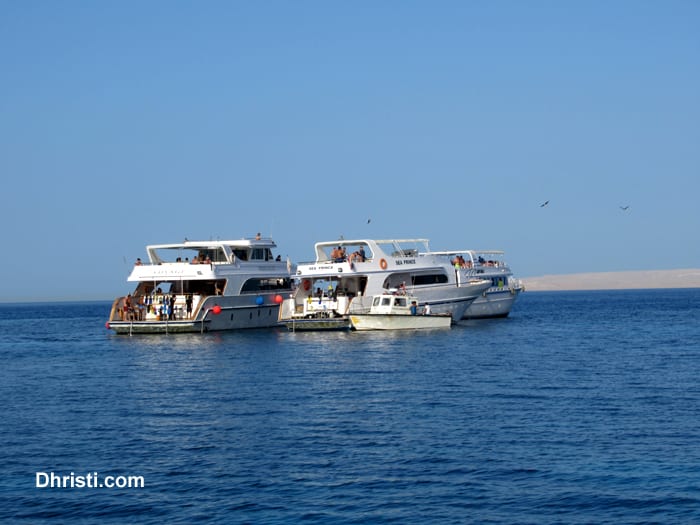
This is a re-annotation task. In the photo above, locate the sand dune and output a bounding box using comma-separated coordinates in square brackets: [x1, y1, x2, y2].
[522, 269, 700, 291]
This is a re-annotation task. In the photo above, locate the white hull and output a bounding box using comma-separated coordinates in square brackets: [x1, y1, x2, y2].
[281, 317, 351, 331]
[464, 288, 521, 319]
[109, 295, 284, 334]
[350, 313, 451, 331]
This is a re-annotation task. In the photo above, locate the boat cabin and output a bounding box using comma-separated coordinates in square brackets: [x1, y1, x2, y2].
[370, 294, 418, 316]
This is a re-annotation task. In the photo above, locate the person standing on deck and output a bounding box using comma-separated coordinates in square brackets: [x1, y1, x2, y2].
[185, 294, 193, 318]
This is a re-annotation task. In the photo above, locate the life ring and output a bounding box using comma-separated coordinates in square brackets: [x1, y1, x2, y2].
[379, 258, 388, 270]
[302, 279, 311, 291]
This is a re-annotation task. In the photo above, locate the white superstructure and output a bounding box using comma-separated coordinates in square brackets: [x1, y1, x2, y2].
[278, 238, 491, 327]
[107, 236, 292, 334]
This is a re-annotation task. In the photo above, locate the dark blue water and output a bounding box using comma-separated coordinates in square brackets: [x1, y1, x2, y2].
[1, 289, 699, 524]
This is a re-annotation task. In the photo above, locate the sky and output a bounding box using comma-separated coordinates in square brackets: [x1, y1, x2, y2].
[1, 1, 698, 301]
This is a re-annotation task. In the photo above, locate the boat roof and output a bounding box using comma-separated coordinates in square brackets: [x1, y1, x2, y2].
[424, 249, 505, 256]
[314, 238, 429, 246]
[313, 239, 429, 256]
[147, 237, 277, 250]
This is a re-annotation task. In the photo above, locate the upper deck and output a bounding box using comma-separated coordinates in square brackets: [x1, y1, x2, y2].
[128, 237, 289, 282]
[304, 238, 431, 264]
[422, 249, 511, 270]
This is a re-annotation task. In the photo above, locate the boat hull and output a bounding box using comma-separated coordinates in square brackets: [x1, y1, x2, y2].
[108, 320, 210, 334]
[280, 318, 351, 331]
[349, 314, 451, 331]
[462, 288, 521, 319]
[109, 301, 282, 334]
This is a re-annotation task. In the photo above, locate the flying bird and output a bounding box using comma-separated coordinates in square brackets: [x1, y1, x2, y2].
[367, 218, 371, 224]
[620, 206, 630, 211]
[540, 200, 549, 207]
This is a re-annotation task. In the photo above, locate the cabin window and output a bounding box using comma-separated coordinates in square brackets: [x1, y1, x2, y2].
[394, 297, 407, 307]
[194, 248, 227, 263]
[232, 248, 248, 261]
[137, 279, 224, 296]
[251, 248, 274, 261]
[381, 297, 391, 306]
[241, 277, 292, 293]
[187, 279, 225, 295]
[411, 274, 448, 286]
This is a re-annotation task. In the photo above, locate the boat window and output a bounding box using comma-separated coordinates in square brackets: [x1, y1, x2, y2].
[251, 248, 274, 261]
[241, 277, 292, 293]
[198, 248, 227, 263]
[411, 273, 448, 285]
[394, 297, 407, 307]
[231, 248, 248, 261]
[372, 297, 381, 306]
[381, 297, 391, 306]
[142, 279, 225, 296]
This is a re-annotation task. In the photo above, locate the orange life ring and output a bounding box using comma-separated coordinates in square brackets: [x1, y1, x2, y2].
[379, 258, 388, 270]
[302, 279, 311, 291]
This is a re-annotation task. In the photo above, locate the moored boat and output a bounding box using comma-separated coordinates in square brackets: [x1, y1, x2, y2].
[460, 250, 523, 318]
[349, 293, 451, 331]
[423, 249, 523, 319]
[278, 238, 491, 329]
[107, 236, 292, 334]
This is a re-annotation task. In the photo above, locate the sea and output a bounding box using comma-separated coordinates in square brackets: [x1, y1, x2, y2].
[1, 289, 699, 524]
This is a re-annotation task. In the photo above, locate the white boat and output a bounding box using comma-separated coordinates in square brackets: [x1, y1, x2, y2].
[278, 238, 491, 330]
[423, 249, 523, 319]
[349, 293, 452, 331]
[107, 236, 293, 334]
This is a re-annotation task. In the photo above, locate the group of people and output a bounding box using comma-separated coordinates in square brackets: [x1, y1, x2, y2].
[348, 246, 366, 263]
[330, 246, 347, 262]
[134, 252, 281, 265]
[120, 292, 195, 321]
[313, 284, 342, 302]
[135, 256, 208, 265]
[450, 255, 473, 269]
[190, 255, 212, 265]
[330, 245, 366, 263]
[409, 301, 431, 316]
[450, 255, 500, 269]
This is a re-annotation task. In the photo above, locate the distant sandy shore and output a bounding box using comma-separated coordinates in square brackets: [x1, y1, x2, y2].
[522, 269, 700, 291]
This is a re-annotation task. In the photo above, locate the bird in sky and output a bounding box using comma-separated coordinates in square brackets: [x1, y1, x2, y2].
[540, 200, 549, 207]
[620, 205, 630, 211]
[367, 218, 371, 224]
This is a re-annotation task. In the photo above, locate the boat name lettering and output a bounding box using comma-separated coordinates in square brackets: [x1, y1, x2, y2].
[309, 265, 334, 270]
[149, 268, 186, 276]
[395, 259, 416, 265]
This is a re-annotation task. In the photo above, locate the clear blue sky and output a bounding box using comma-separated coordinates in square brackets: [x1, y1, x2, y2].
[1, 1, 698, 301]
